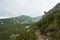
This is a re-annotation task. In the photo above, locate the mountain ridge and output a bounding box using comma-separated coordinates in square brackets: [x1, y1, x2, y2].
[37, 2, 60, 40]
[0, 15, 42, 24]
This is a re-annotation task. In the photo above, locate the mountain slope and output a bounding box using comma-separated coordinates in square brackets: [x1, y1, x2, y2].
[37, 3, 60, 40]
[32, 16, 42, 22]
[0, 15, 41, 24]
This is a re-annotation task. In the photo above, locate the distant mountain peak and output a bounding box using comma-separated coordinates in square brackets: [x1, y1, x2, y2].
[0, 15, 42, 24]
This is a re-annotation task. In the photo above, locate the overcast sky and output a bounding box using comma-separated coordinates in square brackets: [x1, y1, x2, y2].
[0, 0, 60, 18]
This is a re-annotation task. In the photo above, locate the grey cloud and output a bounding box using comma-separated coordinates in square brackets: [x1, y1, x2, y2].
[0, 0, 60, 18]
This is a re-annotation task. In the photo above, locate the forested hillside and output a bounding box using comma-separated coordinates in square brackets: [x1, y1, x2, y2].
[0, 15, 41, 24]
[37, 3, 60, 40]
[0, 15, 41, 40]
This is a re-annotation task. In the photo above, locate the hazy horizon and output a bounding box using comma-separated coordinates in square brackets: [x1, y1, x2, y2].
[0, 0, 60, 18]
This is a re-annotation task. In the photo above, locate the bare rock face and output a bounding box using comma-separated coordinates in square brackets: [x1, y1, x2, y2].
[35, 30, 51, 40]
[35, 30, 45, 40]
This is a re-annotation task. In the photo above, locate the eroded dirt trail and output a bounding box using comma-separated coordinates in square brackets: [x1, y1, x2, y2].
[35, 30, 48, 40]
